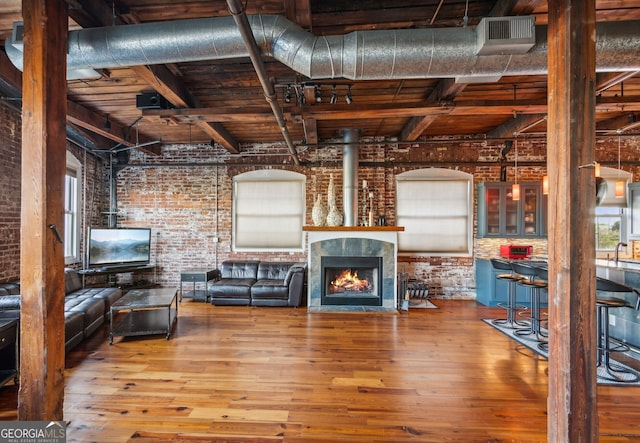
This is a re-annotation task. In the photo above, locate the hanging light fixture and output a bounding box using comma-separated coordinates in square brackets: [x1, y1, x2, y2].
[542, 175, 548, 195]
[512, 138, 520, 200]
[615, 134, 625, 198]
[345, 84, 353, 104]
[330, 85, 338, 104]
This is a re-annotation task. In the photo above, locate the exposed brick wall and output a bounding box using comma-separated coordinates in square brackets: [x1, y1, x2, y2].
[0, 103, 21, 282]
[2, 113, 640, 299]
[0, 102, 108, 282]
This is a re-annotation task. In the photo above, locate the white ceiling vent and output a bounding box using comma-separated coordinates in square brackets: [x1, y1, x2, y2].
[476, 16, 536, 55]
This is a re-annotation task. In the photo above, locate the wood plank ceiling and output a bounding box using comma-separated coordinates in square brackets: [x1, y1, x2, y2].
[0, 0, 639, 156]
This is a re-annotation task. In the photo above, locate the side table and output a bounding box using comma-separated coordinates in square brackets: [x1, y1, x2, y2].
[0, 318, 18, 387]
[180, 268, 220, 302]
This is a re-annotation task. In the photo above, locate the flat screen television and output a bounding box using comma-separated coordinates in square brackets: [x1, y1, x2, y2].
[88, 227, 151, 268]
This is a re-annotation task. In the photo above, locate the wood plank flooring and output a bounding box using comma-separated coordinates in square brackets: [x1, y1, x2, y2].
[1, 299, 640, 442]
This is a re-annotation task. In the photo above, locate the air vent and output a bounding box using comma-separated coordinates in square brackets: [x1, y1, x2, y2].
[476, 16, 535, 55]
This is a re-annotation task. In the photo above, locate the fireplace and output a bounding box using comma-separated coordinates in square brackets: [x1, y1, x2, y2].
[305, 228, 402, 312]
[321, 256, 383, 306]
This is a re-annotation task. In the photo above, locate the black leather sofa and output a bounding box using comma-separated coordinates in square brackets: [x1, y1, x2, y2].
[0, 268, 122, 353]
[210, 260, 307, 307]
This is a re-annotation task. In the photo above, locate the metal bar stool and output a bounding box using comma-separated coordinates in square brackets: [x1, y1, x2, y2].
[596, 277, 640, 383]
[490, 258, 526, 328]
[533, 265, 549, 352]
[510, 261, 548, 341]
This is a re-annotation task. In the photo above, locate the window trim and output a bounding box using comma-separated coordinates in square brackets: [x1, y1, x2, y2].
[65, 152, 82, 264]
[395, 168, 474, 257]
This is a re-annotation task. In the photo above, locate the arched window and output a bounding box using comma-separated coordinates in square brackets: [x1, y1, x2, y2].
[233, 170, 306, 251]
[396, 168, 473, 255]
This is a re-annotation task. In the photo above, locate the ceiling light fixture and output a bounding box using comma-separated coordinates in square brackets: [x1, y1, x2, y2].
[315, 86, 322, 103]
[103, 114, 111, 130]
[284, 85, 292, 103]
[330, 85, 338, 104]
[345, 85, 353, 104]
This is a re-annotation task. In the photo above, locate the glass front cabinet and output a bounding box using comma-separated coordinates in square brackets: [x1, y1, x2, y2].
[629, 182, 640, 240]
[477, 182, 546, 238]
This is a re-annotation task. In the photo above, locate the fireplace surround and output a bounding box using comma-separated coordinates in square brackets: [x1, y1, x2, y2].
[304, 226, 402, 312]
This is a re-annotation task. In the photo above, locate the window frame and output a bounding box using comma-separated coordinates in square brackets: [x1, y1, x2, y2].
[64, 152, 82, 264]
[232, 169, 306, 252]
[395, 168, 474, 257]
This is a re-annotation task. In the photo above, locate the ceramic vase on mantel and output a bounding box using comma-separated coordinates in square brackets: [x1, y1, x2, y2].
[311, 194, 327, 226]
[326, 173, 343, 226]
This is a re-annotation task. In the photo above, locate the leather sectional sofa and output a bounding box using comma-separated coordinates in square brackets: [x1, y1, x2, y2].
[210, 260, 307, 307]
[0, 268, 122, 353]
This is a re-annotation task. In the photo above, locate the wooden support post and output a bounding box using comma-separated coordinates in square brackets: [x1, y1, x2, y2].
[546, 0, 598, 440]
[18, 0, 68, 420]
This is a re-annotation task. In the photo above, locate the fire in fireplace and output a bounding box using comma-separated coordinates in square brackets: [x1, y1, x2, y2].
[321, 256, 383, 306]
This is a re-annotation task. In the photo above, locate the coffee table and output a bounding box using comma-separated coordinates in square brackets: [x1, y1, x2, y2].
[109, 287, 178, 344]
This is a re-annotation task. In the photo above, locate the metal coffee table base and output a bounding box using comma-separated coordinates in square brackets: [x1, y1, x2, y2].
[109, 288, 178, 344]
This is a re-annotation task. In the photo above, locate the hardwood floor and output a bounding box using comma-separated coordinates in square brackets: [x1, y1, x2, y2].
[1, 299, 640, 442]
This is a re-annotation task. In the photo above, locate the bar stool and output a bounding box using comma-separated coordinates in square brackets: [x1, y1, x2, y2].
[510, 261, 547, 340]
[596, 277, 640, 382]
[490, 258, 525, 328]
[533, 265, 549, 352]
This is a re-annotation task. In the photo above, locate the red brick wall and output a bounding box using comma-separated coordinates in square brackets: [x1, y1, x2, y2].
[0, 103, 21, 282]
[2, 111, 640, 298]
[0, 102, 108, 282]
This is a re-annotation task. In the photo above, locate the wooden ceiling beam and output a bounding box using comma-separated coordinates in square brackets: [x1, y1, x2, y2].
[400, 79, 465, 140]
[66, 100, 160, 154]
[146, 95, 640, 123]
[597, 113, 640, 134]
[284, 0, 311, 29]
[68, 1, 240, 154]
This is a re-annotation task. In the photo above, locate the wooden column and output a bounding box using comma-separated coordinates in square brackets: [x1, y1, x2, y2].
[19, 0, 68, 420]
[546, 0, 598, 440]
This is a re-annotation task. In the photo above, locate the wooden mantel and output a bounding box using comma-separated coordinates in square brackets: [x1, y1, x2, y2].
[302, 226, 404, 232]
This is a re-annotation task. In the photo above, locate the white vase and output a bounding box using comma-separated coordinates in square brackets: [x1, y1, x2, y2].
[311, 195, 327, 226]
[326, 204, 343, 226]
[326, 173, 342, 226]
[327, 173, 337, 208]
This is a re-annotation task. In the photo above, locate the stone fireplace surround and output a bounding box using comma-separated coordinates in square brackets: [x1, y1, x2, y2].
[304, 227, 402, 312]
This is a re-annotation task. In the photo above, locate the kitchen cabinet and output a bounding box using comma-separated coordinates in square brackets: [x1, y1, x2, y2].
[628, 182, 640, 239]
[477, 182, 546, 238]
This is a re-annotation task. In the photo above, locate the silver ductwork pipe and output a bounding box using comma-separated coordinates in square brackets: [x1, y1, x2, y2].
[342, 129, 360, 227]
[6, 16, 640, 80]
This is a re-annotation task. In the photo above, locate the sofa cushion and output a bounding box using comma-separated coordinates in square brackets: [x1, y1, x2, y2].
[65, 268, 83, 294]
[251, 280, 288, 300]
[210, 279, 255, 299]
[257, 262, 295, 280]
[66, 297, 105, 337]
[220, 261, 259, 279]
[65, 310, 85, 353]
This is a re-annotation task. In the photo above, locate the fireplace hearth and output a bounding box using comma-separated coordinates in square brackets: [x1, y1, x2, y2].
[321, 256, 383, 306]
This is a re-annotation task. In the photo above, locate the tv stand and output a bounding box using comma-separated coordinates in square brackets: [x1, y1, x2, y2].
[79, 264, 157, 288]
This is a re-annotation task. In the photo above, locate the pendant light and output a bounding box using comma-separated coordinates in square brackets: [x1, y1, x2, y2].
[512, 138, 520, 201]
[615, 134, 625, 198]
[542, 175, 549, 195]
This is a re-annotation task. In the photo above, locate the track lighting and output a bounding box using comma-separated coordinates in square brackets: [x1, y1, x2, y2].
[330, 85, 337, 104]
[284, 85, 292, 103]
[315, 86, 322, 103]
[345, 85, 353, 104]
[103, 114, 111, 130]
